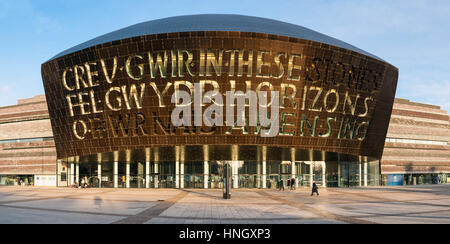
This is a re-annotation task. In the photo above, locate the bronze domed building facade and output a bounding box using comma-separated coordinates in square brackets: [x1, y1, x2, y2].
[41, 14, 398, 188]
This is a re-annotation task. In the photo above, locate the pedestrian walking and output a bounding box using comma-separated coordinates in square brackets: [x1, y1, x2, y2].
[287, 178, 291, 190]
[279, 179, 285, 191]
[83, 176, 88, 188]
[311, 181, 319, 196]
[291, 177, 296, 190]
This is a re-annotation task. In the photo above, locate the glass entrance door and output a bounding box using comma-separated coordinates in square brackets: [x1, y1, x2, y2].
[299, 162, 311, 187]
[238, 161, 259, 188]
[297, 161, 324, 187]
[158, 161, 175, 188]
[280, 161, 291, 189]
[313, 162, 324, 187]
[209, 161, 224, 189]
[340, 161, 360, 187]
[184, 162, 204, 188]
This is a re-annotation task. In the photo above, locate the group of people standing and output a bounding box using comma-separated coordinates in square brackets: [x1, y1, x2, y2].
[73, 176, 89, 188]
[278, 178, 320, 196]
[278, 178, 296, 191]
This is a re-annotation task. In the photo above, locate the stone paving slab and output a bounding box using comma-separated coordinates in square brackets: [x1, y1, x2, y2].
[179, 193, 280, 204]
[312, 202, 448, 217]
[3, 198, 155, 216]
[409, 198, 450, 206]
[144, 217, 345, 224]
[0, 205, 125, 224]
[0, 195, 43, 203]
[160, 203, 321, 219]
[360, 210, 450, 224]
[0, 185, 449, 224]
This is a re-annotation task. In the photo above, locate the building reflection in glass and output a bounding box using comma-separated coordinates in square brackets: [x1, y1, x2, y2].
[56, 145, 383, 189]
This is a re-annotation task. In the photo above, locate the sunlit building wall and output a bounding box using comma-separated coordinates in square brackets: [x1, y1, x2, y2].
[381, 98, 450, 185]
[0, 95, 57, 186]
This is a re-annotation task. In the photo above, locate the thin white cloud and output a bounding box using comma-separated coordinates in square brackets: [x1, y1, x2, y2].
[321, 0, 450, 114]
[34, 14, 61, 33]
[396, 75, 450, 112]
[311, 0, 450, 38]
[0, 85, 9, 93]
[0, 85, 14, 107]
[0, 0, 61, 33]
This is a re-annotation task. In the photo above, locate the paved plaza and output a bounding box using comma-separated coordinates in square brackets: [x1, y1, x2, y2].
[0, 185, 449, 224]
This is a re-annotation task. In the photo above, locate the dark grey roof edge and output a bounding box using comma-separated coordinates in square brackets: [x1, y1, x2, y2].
[46, 14, 388, 64]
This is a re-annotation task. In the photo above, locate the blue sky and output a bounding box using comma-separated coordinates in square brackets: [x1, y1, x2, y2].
[0, 0, 449, 112]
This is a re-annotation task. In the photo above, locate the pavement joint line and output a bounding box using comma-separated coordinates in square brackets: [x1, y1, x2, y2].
[0, 204, 132, 217]
[0, 189, 121, 205]
[179, 195, 450, 206]
[303, 198, 450, 208]
[256, 190, 378, 224]
[0, 196, 166, 205]
[326, 189, 450, 208]
[333, 209, 450, 219]
[327, 188, 450, 195]
[249, 190, 450, 219]
[111, 190, 189, 224]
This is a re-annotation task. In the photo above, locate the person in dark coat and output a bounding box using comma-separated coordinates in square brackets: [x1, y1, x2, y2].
[279, 179, 285, 191]
[291, 177, 296, 190]
[311, 181, 319, 196]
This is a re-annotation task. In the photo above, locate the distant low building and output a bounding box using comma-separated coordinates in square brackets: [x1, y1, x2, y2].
[0, 95, 57, 186]
[381, 98, 450, 185]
